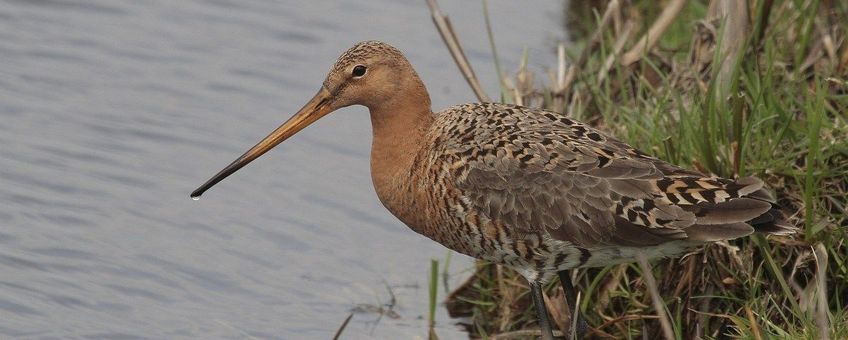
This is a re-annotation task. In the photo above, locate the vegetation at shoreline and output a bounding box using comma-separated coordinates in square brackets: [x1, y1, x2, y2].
[434, 0, 848, 338]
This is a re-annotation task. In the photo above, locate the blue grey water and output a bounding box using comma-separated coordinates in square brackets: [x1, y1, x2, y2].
[0, 0, 566, 338]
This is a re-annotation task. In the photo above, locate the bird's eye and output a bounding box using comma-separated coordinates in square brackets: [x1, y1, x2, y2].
[352, 65, 367, 77]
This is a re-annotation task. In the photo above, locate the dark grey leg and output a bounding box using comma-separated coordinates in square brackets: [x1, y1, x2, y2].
[529, 280, 555, 340]
[558, 270, 588, 339]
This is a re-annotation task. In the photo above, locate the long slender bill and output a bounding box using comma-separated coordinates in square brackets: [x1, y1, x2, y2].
[191, 87, 333, 199]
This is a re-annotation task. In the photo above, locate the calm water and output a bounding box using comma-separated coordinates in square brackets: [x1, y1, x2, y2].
[0, 1, 566, 338]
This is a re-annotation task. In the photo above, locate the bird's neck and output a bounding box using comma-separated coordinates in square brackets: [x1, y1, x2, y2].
[368, 91, 433, 222]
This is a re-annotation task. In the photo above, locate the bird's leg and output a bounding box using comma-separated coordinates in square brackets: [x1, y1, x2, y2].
[558, 270, 588, 339]
[529, 280, 555, 340]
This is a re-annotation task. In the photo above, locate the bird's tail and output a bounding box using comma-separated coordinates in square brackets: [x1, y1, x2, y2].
[740, 178, 797, 236]
[676, 176, 797, 242]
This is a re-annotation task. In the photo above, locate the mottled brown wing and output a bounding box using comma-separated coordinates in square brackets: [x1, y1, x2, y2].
[441, 103, 784, 248]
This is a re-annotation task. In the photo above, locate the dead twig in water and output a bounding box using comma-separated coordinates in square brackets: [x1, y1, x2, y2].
[426, 0, 491, 102]
[332, 313, 354, 340]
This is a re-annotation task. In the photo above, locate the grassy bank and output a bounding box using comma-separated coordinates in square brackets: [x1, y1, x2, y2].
[438, 0, 848, 338]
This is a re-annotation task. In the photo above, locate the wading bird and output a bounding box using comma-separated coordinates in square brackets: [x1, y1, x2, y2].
[191, 41, 793, 339]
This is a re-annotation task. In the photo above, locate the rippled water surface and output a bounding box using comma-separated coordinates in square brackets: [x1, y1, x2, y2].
[1, 1, 566, 338]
